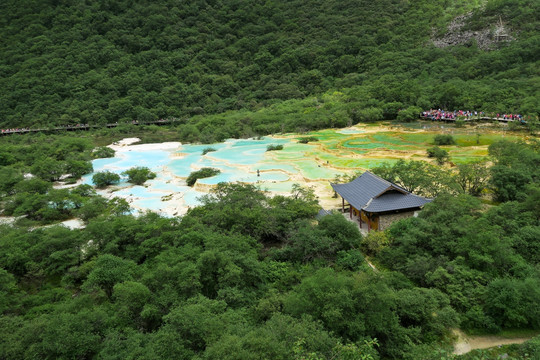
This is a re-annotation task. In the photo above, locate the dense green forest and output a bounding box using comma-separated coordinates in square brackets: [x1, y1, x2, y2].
[1, 0, 540, 357]
[0, 131, 539, 358]
[0, 0, 539, 129]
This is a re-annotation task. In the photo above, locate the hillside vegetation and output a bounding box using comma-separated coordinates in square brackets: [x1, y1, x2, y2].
[0, 0, 538, 128]
[1, 0, 540, 358]
[0, 137, 539, 359]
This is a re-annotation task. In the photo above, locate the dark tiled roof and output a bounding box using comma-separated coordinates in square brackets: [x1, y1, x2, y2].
[330, 171, 432, 213]
[317, 209, 332, 219]
[364, 192, 431, 212]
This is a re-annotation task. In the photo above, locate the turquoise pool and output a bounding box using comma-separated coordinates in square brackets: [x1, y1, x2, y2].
[85, 122, 505, 217]
[85, 137, 308, 216]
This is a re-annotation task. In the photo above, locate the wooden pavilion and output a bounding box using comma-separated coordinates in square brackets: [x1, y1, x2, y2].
[331, 171, 432, 231]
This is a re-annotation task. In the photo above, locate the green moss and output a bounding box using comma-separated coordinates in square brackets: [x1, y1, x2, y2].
[268, 122, 528, 175]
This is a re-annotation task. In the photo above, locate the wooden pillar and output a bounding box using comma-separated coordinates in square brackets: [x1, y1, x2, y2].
[358, 210, 362, 229]
[350, 205, 352, 219]
[342, 197, 344, 213]
[367, 214, 371, 232]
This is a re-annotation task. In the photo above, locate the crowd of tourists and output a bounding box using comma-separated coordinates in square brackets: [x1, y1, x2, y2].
[498, 113, 524, 121]
[422, 109, 525, 121]
[422, 109, 483, 120]
[1, 127, 30, 134]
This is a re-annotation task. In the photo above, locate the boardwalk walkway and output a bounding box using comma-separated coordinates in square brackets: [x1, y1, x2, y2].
[1, 118, 179, 136]
[420, 115, 526, 123]
[1, 114, 529, 137]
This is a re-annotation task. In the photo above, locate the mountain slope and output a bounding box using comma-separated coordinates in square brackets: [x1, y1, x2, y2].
[0, 0, 538, 128]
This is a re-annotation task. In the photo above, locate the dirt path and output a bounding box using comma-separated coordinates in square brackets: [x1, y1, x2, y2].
[365, 258, 378, 272]
[453, 329, 533, 355]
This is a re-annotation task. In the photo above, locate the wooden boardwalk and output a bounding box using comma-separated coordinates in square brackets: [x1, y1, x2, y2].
[1, 119, 179, 136]
[420, 115, 524, 123]
[1, 115, 528, 137]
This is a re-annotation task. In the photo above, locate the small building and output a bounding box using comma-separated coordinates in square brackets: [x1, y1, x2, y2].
[331, 171, 432, 231]
[493, 16, 510, 42]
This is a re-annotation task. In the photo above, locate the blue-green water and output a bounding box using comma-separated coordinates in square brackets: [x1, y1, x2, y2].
[86, 137, 303, 216]
[337, 128, 365, 134]
[84, 123, 507, 217]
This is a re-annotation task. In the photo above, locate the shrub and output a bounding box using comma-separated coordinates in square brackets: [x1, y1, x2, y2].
[519, 336, 540, 359]
[202, 147, 217, 155]
[13, 178, 51, 194]
[508, 120, 523, 131]
[92, 171, 121, 188]
[65, 160, 93, 178]
[360, 231, 390, 256]
[122, 167, 156, 185]
[354, 107, 384, 122]
[298, 137, 319, 144]
[186, 167, 221, 186]
[0, 167, 24, 195]
[31, 158, 65, 181]
[335, 249, 365, 271]
[266, 144, 284, 151]
[427, 146, 450, 165]
[396, 106, 422, 122]
[92, 146, 116, 159]
[433, 134, 456, 145]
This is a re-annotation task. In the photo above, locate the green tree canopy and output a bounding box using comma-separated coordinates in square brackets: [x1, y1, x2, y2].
[123, 167, 156, 185]
[92, 171, 121, 188]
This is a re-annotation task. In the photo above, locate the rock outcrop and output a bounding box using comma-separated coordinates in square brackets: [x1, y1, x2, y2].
[432, 13, 512, 50]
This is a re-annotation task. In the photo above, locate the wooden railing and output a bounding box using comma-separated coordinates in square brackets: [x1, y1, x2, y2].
[419, 115, 525, 123]
[1, 118, 180, 136]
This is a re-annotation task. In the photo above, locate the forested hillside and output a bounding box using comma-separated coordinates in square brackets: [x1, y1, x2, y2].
[1, 0, 538, 128]
[1, 0, 540, 358]
[0, 138, 539, 359]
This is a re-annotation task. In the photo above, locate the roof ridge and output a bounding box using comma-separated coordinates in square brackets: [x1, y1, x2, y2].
[365, 170, 411, 192]
[406, 192, 433, 200]
[364, 171, 392, 186]
[374, 184, 409, 198]
[362, 197, 373, 210]
[367, 171, 414, 194]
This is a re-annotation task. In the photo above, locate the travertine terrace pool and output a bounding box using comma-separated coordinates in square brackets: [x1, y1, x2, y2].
[83, 122, 523, 216]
